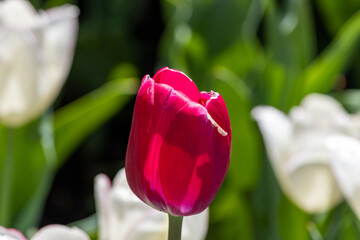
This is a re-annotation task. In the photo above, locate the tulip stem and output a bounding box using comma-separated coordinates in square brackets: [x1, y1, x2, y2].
[0, 128, 14, 226]
[168, 214, 183, 240]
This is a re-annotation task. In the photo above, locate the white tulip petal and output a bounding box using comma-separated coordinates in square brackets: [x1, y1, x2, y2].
[28, 5, 79, 125]
[290, 93, 354, 135]
[251, 106, 293, 170]
[0, 0, 36, 28]
[0, 226, 27, 240]
[95, 169, 209, 240]
[326, 135, 360, 219]
[94, 174, 112, 240]
[31, 225, 89, 240]
[0, 29, 42, 126]
[285, 146, 342, 213]
[252, 94, 356, 214]
[0, 1, 79, 127]
[181, 210, 209, 240]
[39, 5, 79, 99]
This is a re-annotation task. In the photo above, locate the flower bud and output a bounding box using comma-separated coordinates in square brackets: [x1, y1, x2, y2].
[125, 67, 231, 216]
[252, 93, 360, 213]
[0, 0, 79, 127]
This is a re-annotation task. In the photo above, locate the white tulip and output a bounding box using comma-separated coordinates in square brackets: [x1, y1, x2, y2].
[326, 135, 360, 219]
[252, 93, 360, 213]
[95, 168, 209, 240]
[0, 225, 89, 240]
[0, 0, 79, 127]
[31, 225, 89, 240]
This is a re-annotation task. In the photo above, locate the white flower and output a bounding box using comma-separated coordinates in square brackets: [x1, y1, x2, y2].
[252, 93, 360, 213]
[326, 135, 360, 220]
[95, 168, 209, 240]
[0, 225, 89, 240]
[0, 0, 79, 127]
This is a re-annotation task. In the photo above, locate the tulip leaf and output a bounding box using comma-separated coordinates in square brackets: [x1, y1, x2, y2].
[212, 66, 261, 191]
[13, 113, 57, 232]
[0, 121, 47, 228]
[265, 0, 316, 109]
[54, 77, 138, 166]
[278, 195, 310, 240]
[315, 0, 360, 34]
[333, 89, 360, 113]
[207, 189, 254, 240]
[297, 9, 360, 102]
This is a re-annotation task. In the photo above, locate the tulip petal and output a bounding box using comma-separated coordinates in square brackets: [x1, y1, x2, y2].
[181, 209, 209, 240]
[94, 174, 111, 240]
[153, 67, 200, 102]
[31, 225, 89, 240]
[158, 100, 230, 215]
[284, 136, 342, 213]
[290, 93, 354, 134]
[326, 135, 360, 219]
[251, 106, 292, 169]
[35, 5, 79, 115]
[126, 77, 175, 211]
[200, 91, 231, 139]
[0, 2, 79, 127]
[0, 0, 36, 28]
[96, 169, 209, 240]
[0, 226, 27, 240]
[126, 77, 230, 215]
[0, 29, 41, 126]
[111, 169, 168, 240]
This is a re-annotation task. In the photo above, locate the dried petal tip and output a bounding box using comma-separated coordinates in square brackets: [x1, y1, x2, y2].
[207, 113, 227, 136]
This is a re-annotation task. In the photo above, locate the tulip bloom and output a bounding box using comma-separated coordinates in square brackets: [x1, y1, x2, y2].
[0, 225, 89, 240]
[0, 0, 79, 127]
[326, 135, 360, 220]
[95, 168, 209, 240]
[125, 67, 231, 216]
[252, 93, 360, 213]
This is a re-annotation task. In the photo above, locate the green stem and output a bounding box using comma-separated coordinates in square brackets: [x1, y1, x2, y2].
[168, 214, 183, 240]
[0, 128, 14, 226]
[308, 221, 323, 240]
[14, 112, 57, 231]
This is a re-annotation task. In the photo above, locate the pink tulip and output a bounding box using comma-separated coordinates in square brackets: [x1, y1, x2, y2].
[125, 67, 231, 216]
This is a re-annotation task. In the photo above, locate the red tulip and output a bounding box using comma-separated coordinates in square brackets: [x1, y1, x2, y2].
[125, 67, 231, 216]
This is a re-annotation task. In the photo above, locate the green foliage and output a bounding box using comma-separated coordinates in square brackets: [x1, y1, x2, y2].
[297, 10, 360, 103]
[3, 0, 360, 238]
[54, 77, 138, 166]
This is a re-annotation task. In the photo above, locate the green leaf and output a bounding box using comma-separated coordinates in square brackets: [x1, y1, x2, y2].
[278, 195, 310, 240]
[0, 121, 47, 228]
[265, 0, 316, 109]
[333, 89, 360, 113]
[54, 77, 138, 166]
[14, 113, 57, 232]
[315, 0, 360, 34]
[207, 189, 254, 240]
[297, 10, 360, 102]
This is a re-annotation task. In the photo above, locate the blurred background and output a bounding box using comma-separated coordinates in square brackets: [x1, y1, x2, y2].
[23, 0, 360, 239]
